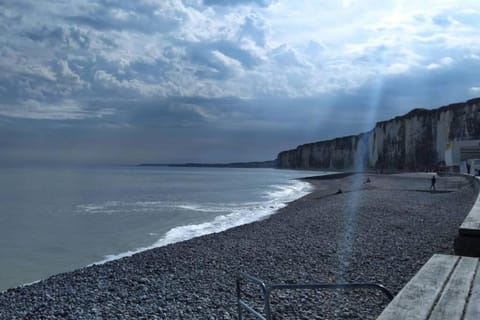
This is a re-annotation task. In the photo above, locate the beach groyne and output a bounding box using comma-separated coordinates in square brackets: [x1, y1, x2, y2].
[0, 174, 476, 319]
[276, 98, 480, 171]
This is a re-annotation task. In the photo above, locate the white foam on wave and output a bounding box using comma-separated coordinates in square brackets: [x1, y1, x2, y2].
[176, 204, 230, 213]
[93, 179, 313, 265]
[76, 200, 179, 215]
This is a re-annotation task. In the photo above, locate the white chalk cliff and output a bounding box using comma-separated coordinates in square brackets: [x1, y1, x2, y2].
[276, 98, 480, 170]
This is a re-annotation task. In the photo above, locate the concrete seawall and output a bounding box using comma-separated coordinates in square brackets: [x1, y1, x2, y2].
[454, 175, 480, 256]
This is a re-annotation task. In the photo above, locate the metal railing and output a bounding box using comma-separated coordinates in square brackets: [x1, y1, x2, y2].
[236, 272, 393, 320]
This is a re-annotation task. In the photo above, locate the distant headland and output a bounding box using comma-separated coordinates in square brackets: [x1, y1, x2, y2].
[138, 160, 276, 169]
[141, 97, 480, 173]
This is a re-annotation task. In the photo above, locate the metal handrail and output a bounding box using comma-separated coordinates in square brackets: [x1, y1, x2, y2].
[236, 272, 268, 320]
[236, 272, 393, 320]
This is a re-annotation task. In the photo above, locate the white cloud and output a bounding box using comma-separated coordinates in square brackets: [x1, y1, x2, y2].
[0, 46, 57, 81]
[1, 0, 480, 121]
[342, 0, 355, 8]
[0, 99, 113, 120]
[179, 103, 218, 121]
[386, 63, 410, 75]
[210, 50, 244, 75]
[57, 60, 86, 88]
[426, 56, 454, 70]
[94, 70, 167, 97]
[471, 87, 480, 92]
[466, 54, 480, 60]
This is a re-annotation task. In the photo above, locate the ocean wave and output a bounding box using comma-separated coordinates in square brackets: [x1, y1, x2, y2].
[176, 204, 231, 213]
[76, 200, 176, 215]
[93, 179, 313, 264]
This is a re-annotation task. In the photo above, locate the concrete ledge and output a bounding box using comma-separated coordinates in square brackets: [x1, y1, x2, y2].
[455, 176, 480, 257]
[460, 207, 480, 236]
[454, 235, 480, 257]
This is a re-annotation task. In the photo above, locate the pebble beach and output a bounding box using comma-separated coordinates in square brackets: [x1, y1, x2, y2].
[0, 173, 477, 319]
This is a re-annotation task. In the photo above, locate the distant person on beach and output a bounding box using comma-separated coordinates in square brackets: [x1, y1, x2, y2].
[467, 162, 471, 174]
[430, 174, 436, 191]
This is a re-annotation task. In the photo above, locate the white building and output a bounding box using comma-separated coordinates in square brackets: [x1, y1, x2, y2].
[444, 139, 480, 172]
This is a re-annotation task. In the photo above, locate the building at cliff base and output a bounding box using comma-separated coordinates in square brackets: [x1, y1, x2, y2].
[445, 140, 480, 171]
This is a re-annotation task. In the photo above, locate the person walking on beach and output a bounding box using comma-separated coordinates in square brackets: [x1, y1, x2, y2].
[430, 174, 436, 191]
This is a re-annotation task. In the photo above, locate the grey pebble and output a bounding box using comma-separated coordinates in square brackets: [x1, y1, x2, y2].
[0, 174, 476, 319]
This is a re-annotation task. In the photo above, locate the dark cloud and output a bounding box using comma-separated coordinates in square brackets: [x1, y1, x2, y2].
[1, 0, 480, 166]
[238, 15, 267, 47]
[0, 111, 291, 165]
[26, 26, 91, 49]
[65, 1, 184, 34]
[377, 58, 480, 113]
[129, 60, 169, 79]
[0, 1, 34, 15]
[432, 14, 451, 27]
[1, 59, 479, 165]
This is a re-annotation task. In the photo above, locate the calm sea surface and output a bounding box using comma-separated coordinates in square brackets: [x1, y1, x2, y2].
[0, 166, 324, 291]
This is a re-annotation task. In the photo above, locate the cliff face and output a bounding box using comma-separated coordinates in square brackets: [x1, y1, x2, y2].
[276, 98, 480, 170]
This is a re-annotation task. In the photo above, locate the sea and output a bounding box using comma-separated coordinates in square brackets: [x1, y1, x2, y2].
[0, 166, 324, 292]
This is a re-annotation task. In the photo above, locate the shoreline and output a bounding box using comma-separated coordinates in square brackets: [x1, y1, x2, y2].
[4, 175, 316, 293]
[0, 173, 477, 319]
[90, 177, 315, 264]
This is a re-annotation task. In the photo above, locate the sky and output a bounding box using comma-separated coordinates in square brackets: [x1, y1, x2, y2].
[1, 0, 480, 165]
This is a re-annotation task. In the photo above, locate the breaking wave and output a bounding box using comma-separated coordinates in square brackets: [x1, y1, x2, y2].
[94, 179, 313, 264]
